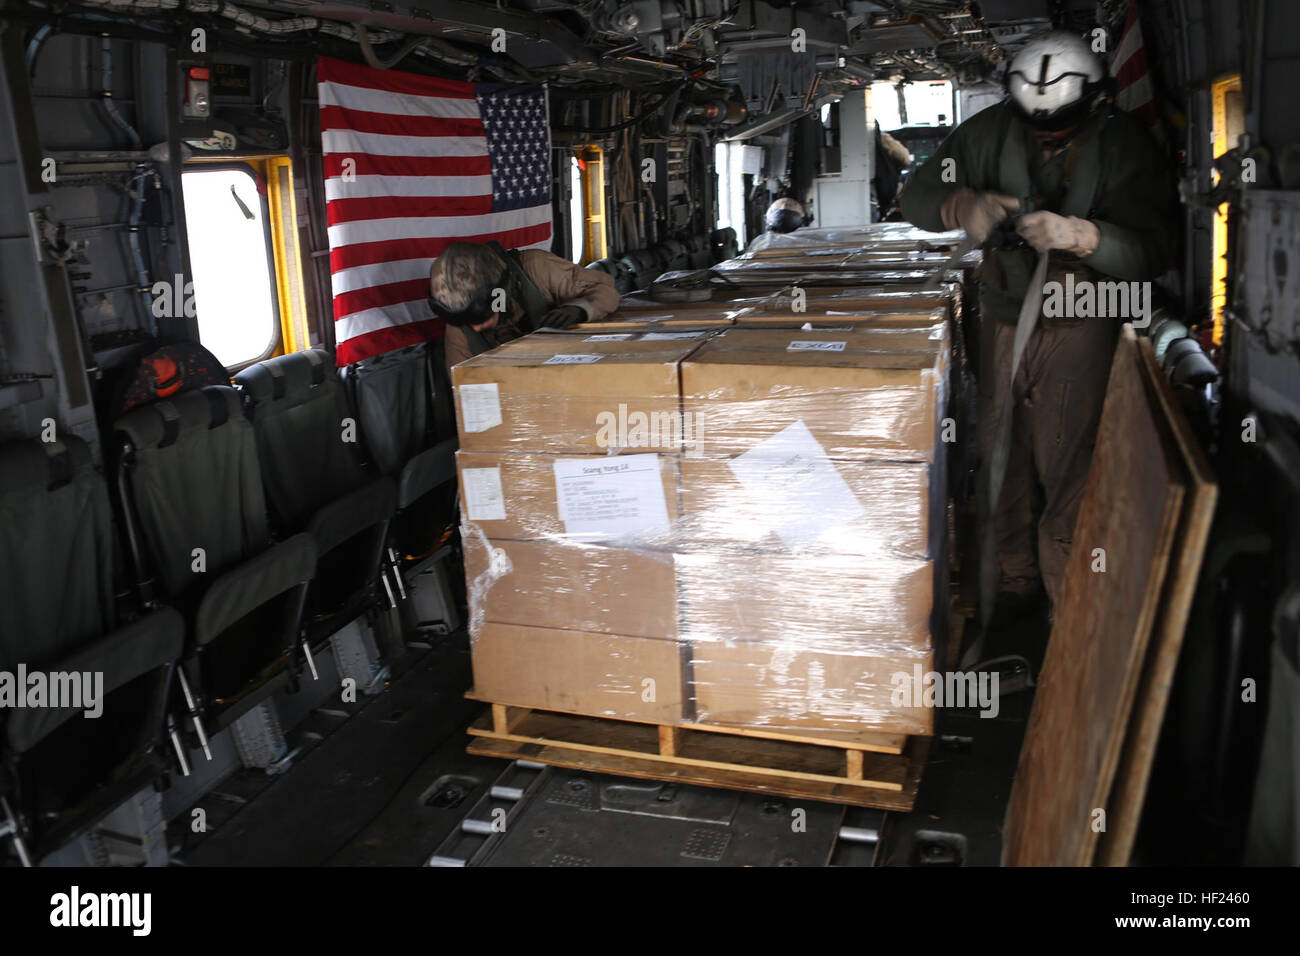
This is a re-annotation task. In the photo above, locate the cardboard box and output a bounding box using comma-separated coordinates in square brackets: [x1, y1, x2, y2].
[463, 534, 677, 639]
[584, 315, 735, 331]
[708, 326, 948, 366]
[457, 451, 680, 541]
[472, 622, 686, 723]
[675, 551, 934, 652]
[678, 457, 932, 557]
[615, 290, 953, 316]
[681, 328, 946, 461]
[453, 332, 712, 455]
[732, 308, 949, 331]
[689, 640, 934, 736]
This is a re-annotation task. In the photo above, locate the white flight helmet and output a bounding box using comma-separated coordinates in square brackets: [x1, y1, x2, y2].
[1005, 31, 1107, 130]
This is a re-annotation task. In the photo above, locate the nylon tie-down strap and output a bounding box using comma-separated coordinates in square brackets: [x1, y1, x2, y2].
[963, 249, 1050, 668]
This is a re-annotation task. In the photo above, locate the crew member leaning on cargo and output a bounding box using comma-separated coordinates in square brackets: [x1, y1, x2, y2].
[428, 241, 620, 373]
[899, 30, 1176, 620]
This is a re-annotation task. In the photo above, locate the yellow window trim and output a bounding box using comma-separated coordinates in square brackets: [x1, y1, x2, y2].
[1210, 74, 1242, 348]
[578, 145, 608, 265]
[184, 153, 311, 356]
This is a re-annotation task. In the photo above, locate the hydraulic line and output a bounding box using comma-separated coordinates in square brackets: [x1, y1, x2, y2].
[100, 36, 142, 149]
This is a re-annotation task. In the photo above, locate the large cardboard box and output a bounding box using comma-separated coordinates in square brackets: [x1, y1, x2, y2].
[677, 456, 931, 558]
[614, 290, 953, 316]
[732, 307, 949, 330]
[452, 332, 712, 455]
[457, 451, 680, 542]
[464, 534, 677, 639]
[704, 326, 948, 365]
[681, 328, 946, 461]
[583, 316, 735, 331]
[472, 623, 686, 723]
[689, 641, 934, 736]
[675, 551, 934, 652]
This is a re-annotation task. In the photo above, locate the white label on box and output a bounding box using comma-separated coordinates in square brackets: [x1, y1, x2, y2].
[462, 467, 506, 521]
[801, 323, 854, 331]
[553, 453, 670, 541]
[726, 420, 865, 550]
[585, 333, 635, 341]
[642, 331, 706, 340]
[787, 340, 847, 352]
[544, 353, 604, 365]
[459, 383, 502, 433]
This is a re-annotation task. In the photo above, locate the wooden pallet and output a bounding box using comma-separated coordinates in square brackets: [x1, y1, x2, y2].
[464, 692, 930, 812]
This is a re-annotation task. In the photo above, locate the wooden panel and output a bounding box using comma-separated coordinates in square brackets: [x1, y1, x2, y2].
[1095, 339, 1218, 866]
[1002, 327, 1187, 866]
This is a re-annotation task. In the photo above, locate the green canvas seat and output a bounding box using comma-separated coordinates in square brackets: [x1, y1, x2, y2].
[0, 436, 183, 864]
[235, 350, 396, 641]
[113, 386, 316, 736]
[343, 344, 459, 566]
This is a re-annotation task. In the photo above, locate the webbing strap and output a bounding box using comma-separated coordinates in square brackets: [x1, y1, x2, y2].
[41, 439, 71, 490]
[491, 243, 550, 329]
[203, 388, 229, 429]
[156, 402, 181, 448]
[965, 249, 1050, 666]
[305, 349, 325, 386]
[267, 363, 286, 400]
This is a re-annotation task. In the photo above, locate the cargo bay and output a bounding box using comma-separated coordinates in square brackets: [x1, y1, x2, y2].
[0, 0, 1296, 878]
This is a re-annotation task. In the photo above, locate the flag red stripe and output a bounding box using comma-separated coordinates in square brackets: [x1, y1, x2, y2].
[335, 319, 448, 366]
[1115, 53, 1149, 90]
[318, 104, 485, 139]
[332, 277, 431, 318]
[327, 195, 494, 226]
[317, 55, 475, 99]
[321, 152, 491, 180]
[328, 222, 554, 273]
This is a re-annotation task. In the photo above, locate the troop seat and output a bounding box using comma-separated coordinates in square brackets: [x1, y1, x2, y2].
[235, 349, 396, 645]
[344, 342, 458, 565]
[113, 386, 317, 749]
[0, 436, 183, 865]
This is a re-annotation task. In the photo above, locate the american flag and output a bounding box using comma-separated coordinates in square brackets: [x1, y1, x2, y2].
[317, 56, 553, 365]
[1110, 0, 1161, 141]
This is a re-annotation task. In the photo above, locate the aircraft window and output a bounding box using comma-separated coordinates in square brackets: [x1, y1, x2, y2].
[870, 82, 903, 131]
[569, 156, 584, 263]
[715, 141, 749, 247]
[871, 80, 953, 131]
[181, 166, 281, 368]
[902, 80, 953, 127]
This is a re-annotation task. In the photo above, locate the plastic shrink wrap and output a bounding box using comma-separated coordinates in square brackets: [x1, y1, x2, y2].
[452, 315, 951, 739]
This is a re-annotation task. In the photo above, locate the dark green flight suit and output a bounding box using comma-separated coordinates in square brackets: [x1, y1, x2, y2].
[901, 100, 1176, 606]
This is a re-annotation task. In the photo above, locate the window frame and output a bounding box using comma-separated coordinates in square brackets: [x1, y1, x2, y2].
[181, 160, 284, 372]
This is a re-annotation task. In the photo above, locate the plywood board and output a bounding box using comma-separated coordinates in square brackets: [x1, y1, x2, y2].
[1095, 338, 1218, 866]
[1002, 326, 1186, 866]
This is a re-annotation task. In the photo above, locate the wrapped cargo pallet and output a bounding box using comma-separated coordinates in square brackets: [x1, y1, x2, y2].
[451, 320, 950, 743]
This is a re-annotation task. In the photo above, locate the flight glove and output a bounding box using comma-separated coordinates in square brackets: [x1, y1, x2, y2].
[939, 188, 1021, 244]
[1015, 210, 1101, 256]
